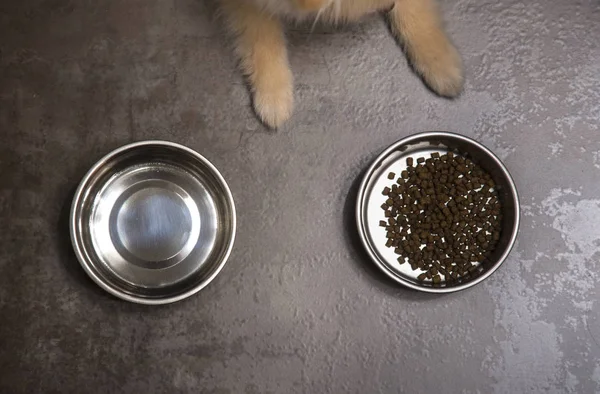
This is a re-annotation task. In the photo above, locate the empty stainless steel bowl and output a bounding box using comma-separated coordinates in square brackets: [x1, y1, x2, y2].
[70, 141, 236, 304]
[356, 132, 520, 293]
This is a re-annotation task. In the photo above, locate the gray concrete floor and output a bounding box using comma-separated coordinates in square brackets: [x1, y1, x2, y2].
[1, 0, 600, 392]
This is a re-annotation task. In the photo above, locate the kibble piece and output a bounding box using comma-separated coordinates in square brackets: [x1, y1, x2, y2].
[382, 187, 391, 195]
[379, 220, 387, 227]
[407, 157, 414, 167]
[388, 172, 396, 179]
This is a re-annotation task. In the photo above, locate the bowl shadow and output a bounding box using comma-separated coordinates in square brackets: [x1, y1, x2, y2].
[56, 181, 114, 301]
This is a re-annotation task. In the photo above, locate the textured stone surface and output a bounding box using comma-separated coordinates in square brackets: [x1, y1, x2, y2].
[1, 0, 600, 392]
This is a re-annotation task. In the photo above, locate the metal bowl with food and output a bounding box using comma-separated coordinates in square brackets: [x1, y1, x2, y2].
[356, 132, 519, 293]
[70, 141, 236, 304]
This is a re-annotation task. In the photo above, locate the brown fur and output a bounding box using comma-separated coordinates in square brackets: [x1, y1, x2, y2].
[219, 0, 464, 128]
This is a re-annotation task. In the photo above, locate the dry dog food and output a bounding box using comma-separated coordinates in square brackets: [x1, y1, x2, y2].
[380, 152, 502, 284]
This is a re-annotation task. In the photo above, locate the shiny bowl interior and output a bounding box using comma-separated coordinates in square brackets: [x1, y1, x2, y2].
[70, 141, 236, 304]
[356, 132, 520, 293]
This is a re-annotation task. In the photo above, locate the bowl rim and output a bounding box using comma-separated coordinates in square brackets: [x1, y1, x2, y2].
[355, 131, 520, 293]
[70, 140, 237, 305]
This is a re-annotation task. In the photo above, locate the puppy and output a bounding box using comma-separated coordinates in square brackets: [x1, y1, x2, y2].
[219, 0, 463, 128]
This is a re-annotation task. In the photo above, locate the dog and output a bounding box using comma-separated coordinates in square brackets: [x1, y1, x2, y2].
[219, 0, 463, 128]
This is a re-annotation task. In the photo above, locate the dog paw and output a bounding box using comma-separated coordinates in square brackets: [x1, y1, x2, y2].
[413, 40, 464, 98]
[252, 73, 294, 129]
[253, 86, 293, 129]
